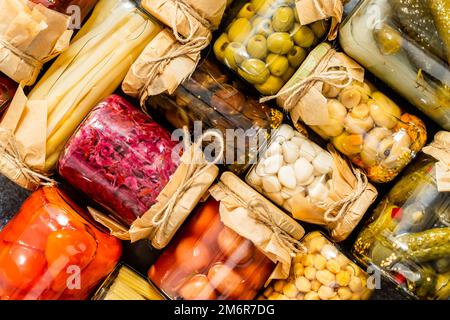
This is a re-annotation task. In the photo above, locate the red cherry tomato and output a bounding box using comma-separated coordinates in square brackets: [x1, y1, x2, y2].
[175, 237, 211, 273]
[187, 200, 220, 237]
[217, 227, 254, 265]
[178, 274, 217, 300]
[45, 229, 97, 279]
[0, 242, 46, 291]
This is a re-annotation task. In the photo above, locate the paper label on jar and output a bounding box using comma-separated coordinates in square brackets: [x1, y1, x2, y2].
[435, 162, 450, 192]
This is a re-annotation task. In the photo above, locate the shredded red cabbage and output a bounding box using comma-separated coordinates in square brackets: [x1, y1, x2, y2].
[58, 95, 180, 226]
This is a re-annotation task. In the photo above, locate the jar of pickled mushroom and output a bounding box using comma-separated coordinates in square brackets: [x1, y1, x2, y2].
[353, 132, 450, 300]
[246, 124, 377, 241]
[149, 172, 305, 300]
[276, 42, 427, 183]
[93, 264, 164, 300]
[0, 187, 122, 300]
[213, 0, 343, 95]
[58, 95, 180, 227]
[0, 74, 16, 114]
[260, 231, 373, 300]
[340, 0, 450, 130]
[146, 59, 283, 175]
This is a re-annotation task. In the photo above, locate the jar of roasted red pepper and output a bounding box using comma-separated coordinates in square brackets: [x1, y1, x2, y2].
[58, 94, 180, 227]
[0, 187, 122, 300]
[148, 198, 276, 300]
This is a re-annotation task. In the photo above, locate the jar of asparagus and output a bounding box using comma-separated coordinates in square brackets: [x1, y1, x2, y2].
[246, 124, 378, 241]
[93, 264, 164, 300]
[145, 59, 283, 175]
[353, 131, 450, 300]
[58, 95, 219, 249]
[0, 187, 122, 300]
[275, 42, 427, 183]
[213, 0, 345, 95]
[0, 0, 161, 190]
[260, 231, 373, 300]
[340, 0, 450, 130]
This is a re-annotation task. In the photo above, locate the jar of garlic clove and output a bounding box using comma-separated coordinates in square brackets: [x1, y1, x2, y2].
[246, 124, 377, 242]
[260, 231, 373, 300]
[276, 42, 428, 183]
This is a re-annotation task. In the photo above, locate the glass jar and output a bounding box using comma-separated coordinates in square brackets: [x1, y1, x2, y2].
[31, 0, 98, 22]
[279, 43, 427, 183]
[260, 231, 373, 300]
[213, 0, 331, 95]
[148, 198, 275, 300]
[146, 59, 283, 175]
[93, 264, 164, 300]
[0, 187, 122, 300]
[58, 95, 180, 227]
[353, 154, 450, 300]
[340, 0, 450, 130]
[0, 74, 16, 114]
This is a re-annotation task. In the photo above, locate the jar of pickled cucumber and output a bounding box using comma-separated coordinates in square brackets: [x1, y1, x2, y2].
[260, 231, 373, 300]
[213, 0, 332, 95]
[277, 42, 428, 183]
[146, 59, 283, 175]
[340, 0, 450, 130]
[0, 187, 122, 300]
[353, 133, 450, 299]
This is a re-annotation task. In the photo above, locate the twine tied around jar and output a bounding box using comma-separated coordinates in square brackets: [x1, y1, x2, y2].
[138, 0, 212, 105]
[218, 181, 306, 257]
[0, 37, 43, 72]
[0, 127, 56, 189]
[259, 48, 353, 110]
[147, 126, 224, 235]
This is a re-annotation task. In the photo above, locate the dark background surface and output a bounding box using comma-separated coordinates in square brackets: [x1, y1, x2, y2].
[0, 0, 435, 300]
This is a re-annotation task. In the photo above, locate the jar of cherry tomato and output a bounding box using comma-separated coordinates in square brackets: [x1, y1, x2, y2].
[149, 198, 275, 300]
[0, 187, 122, 300]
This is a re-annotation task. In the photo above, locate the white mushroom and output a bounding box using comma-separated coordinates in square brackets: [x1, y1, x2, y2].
[262, 175, 282, 193]
[247, 169, 262, 187]
[282, 141, 300, 164]
[299, 142, 317, 162]
[294, 158, 314, 183]
[266, 141, 282, 157]
[312, 152, 333, 175]
[278, 165, 297, 189]
[267, 191, 285, 206]
[276, 124, 295, 142]
[264, 154, 284, 174]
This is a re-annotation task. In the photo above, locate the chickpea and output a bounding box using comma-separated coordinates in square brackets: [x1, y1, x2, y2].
[295, 276, 312, 293]
[350, 293, 362, 300]
[294, 263, 304, 277]
[293, 253, 304, 264]
[274, 280, 287, 292]
[283, 283, 299, 298]
[296, 293, 305, 300]
[346, 264, 361, 277]
[310, 280, 321, 291]
[336, 254, 348, 267]
[304, 266, 317, 280]
[306, 235, 326, 253]
[316, 270, 336, 287]
[318, 285, 337, 300]
[304, 292, 320, 300]
[338, 287, 352, 300]
[320, 244, 338, 259]
[349, 277, 363, 292]
[313, 255, 327, 270]
[322, 82, 341, 98]
[302, 254, 315, 267]
[326, 259, 341, 274]
[336, 271, 351, 287]
[264, 286, 274, 298]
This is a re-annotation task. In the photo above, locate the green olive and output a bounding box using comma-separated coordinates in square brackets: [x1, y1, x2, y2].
[267, 54, 289, 77]
[287, 46, 306, 68]
[374, 25, 402, 55]
[310, 20, 329, 39]
[272, 6, 295, 32]
[247, 34, 268, 59]
[228, 18, 252, 43]
[237, 3, 256, 20]
[293, 25, 315, 48]
[256, 0, 277, 16]
[224, 42, 247, 70]
[251, 0, 267, 12]
[267, 32, 294, 54]
[213, 33, 230, 62]
[238, 58, 270, 85]
[253, 18, 273, 37]
[255, 75, 284, 95]
[282, 66, 296, 82]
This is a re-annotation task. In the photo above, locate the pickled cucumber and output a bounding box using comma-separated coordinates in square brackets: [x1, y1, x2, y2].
[427, 0, 450, 65]
[392, 0, 446, 61]
[396, 228, 450, 262]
